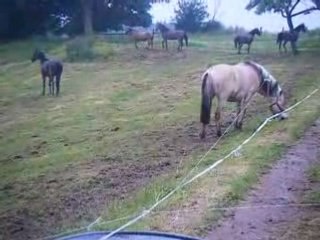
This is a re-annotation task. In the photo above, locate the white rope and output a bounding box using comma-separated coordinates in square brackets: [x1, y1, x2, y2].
[98, 88, 319, 240]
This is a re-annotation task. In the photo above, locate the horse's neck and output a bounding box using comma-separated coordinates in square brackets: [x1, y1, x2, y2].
[40, 57, 49, 64]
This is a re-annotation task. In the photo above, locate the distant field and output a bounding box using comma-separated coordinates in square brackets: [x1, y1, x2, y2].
[0, 33, 319, 239]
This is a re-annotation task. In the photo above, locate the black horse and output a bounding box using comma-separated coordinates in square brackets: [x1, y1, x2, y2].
[31, 49, 63, 96]
[234, 28, 262, 54]
[276, 23, 307, 54]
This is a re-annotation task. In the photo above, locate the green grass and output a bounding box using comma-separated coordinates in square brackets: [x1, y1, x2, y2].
[0, 33, 319, 239]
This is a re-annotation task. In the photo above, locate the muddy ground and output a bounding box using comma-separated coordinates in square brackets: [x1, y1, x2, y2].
[206, 119, 320, 240]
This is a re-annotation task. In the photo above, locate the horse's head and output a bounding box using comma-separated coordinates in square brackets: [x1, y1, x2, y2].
[269, 87, 288, 120]
[31, 49, 47, 62]
[259, 71, 288, 120]
[31, 49, 40, 62]
[249, 28, 262, 36]
[295, 23, 307, 33]
[125, 27, 134, 35]
[155, 22, 169, 32]
[247, 61, 288, 120]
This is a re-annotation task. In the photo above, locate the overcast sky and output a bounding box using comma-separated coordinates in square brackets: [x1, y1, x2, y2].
[150, 0, 320, 32]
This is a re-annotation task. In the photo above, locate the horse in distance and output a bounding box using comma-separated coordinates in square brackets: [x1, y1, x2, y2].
[125, 27, 154, 49]
[199, 61, 288, 139]
[155, 23, 188, 51]
[276, 23, 307, 54]
[31, 49, 63, 96]
[234, 28, 262, 54]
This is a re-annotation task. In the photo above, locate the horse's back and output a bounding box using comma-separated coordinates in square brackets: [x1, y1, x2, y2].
[205, 63, 260, 100]
[42, 59, 63, 77]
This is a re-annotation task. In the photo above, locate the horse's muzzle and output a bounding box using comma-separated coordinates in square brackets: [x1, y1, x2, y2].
[269, 102, 288, 120]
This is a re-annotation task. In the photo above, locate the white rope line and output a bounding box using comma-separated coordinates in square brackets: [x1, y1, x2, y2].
[142, 203, 320, 214]
[97, 88, 319, 240]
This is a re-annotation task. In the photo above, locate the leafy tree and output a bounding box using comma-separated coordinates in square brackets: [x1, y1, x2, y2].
[246, 0, 319, 31]
[174, 0, 209, 32]
[0, 0, 160, 39]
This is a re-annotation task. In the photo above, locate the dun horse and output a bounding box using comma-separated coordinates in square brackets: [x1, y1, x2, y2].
[199, 61, 288, 139]
[125, 27, 154, 49]
[276, 23, 307, 54]
[156, 23, 188, 51]
[234, 28, 262, 54]
[31, 49, 63, 96]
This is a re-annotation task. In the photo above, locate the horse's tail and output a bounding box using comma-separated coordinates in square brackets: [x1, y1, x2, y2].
[184, 32, 188, 47]
[200, 72, 212, 125]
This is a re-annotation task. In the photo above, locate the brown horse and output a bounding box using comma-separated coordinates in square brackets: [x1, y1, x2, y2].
[125, 27, 154, 49]
[199, 61, 288, 139]
[234, 28, 262, 54]
[155, 23, 188, 51]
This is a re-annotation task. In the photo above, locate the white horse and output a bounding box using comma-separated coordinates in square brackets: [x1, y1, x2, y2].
[200, 61, 288, 138]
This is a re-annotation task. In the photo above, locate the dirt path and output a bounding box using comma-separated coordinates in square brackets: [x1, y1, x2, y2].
[206, 119, 320, 240]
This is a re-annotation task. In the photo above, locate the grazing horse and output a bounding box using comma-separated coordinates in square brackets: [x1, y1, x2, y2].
[125, 27, 154, 49]
[155, 23, 188, 51]
[276, 23, 307, 53]
[234, 28, 262, 54]
[31, 49, 63, 96]
[199, 61, 288, 139]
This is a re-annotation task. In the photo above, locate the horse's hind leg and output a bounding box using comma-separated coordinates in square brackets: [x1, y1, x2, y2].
[56, 75, 61, 96]
[235, 102, 246, 130]
[48, 77, 53, 96]
[215, 100, 223, 137]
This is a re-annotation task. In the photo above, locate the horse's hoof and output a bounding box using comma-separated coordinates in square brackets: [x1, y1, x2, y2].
[199, 132, 206, 140]
[217, 131, 222, 137]
[235, 123, 242, 130]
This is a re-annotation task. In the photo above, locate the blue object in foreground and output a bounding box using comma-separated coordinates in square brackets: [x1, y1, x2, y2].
[56, 231, 202, 240]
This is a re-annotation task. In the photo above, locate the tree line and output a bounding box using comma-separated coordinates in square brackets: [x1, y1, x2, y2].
[0, 0, 319, 40]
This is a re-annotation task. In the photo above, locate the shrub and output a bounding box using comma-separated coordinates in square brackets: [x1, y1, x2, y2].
[66, 37, 95, 62]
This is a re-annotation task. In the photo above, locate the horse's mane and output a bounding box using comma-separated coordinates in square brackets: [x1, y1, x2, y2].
[157, 23, 170, 31]
[243, 61, 280, 97]
[244, 61, 263, 82]
[294, 23, 305, 31]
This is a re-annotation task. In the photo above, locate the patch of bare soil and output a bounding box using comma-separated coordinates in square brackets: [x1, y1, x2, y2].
[206, 119, 320, 240]
[0, 118, 222, 240]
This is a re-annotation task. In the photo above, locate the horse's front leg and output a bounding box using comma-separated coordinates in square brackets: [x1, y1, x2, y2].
[235, 102, 246, 130]
[177, 39, 182, 51]
[278, 40, 282, 52]
[247, 43, 251, 54]
[283, 41, 287, 53]
[42, 75, 46, 96]
[238, 44, 242, 54]
[135, 41, 138, 49]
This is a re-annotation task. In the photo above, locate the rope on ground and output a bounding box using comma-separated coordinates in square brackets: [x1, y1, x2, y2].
[97, 88, 319, 240]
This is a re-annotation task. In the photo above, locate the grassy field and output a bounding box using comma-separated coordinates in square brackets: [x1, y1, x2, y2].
[0, 33, 319, 240]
